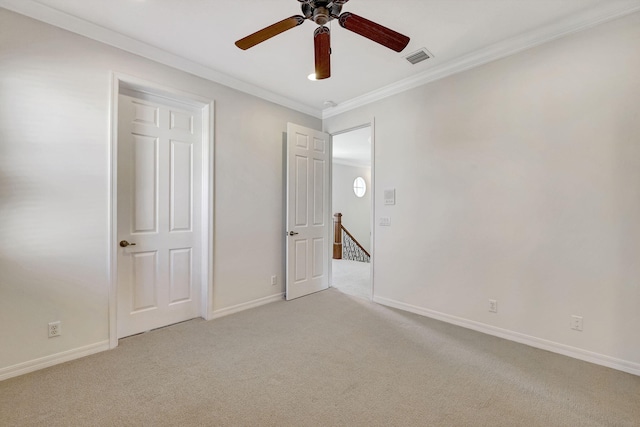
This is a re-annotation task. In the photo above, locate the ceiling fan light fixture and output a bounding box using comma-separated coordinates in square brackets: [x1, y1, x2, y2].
[313, 6, 330, 25]
[308, 73, 318, 81]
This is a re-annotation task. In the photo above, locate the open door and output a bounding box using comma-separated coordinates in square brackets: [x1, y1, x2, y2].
[285, 123, 330, 300]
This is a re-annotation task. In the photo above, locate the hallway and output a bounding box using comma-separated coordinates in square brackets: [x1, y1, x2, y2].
[331, 259, 371, 300]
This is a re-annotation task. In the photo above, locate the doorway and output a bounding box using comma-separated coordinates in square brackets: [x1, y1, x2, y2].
[331, 125, 372, 299]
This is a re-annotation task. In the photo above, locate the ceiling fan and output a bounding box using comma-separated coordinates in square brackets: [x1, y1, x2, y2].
[235, 0, 410, 80]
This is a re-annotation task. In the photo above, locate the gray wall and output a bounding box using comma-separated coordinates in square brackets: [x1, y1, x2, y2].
[0, 9, 320, 374]
[325, 12, 640, 372]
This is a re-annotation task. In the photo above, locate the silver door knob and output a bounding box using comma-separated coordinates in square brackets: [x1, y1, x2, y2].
[119, 240, 137, 247]
[288, 231, 299, 236]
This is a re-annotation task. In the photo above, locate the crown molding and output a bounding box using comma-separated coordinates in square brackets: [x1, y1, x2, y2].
[323, 2, 640, 119]
[0, 0, 323, 119]
[3, 0, 638, 121]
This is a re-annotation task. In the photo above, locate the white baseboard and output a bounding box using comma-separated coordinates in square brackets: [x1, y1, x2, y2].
[0, 340, 110, 381]
[374, 296, 640, 377]
[1, 294, 285, 381]
[210, 293, 284, 320]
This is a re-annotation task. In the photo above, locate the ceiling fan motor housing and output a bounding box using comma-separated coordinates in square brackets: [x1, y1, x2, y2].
[300, 1, 344, 25]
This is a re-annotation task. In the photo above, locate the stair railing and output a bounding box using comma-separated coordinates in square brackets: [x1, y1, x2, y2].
[333, 213, 370, 263]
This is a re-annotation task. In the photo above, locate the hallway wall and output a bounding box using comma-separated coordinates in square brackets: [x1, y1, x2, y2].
[332, 163, 371, 252]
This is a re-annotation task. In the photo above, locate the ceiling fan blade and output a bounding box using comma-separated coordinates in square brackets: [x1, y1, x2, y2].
[235, 15, 306, 50]
[338, 12, 410, 52]
[314, 26, 331, 80]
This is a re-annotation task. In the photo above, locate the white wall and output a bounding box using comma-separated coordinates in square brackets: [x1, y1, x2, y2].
[0, 9, 320, 375]
[324, 12, 640, 374]
[332, 163, 371, 252]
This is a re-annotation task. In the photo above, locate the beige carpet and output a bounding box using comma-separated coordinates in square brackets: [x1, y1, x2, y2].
[1, 289, 639, 426]
[332, 259, 371, 300]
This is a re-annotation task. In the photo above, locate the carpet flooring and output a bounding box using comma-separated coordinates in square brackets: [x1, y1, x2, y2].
[332, 259, 371, 300]
[1, 289, 639, 426]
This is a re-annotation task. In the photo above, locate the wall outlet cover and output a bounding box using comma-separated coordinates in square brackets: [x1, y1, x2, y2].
[571, 315, 583, 331]
[489, 299, 498, 313]
[48, 321, 61, 338]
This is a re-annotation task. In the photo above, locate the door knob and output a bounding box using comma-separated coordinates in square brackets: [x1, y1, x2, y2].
[287, 231, 299, 236]
[119, 240, 137, 247]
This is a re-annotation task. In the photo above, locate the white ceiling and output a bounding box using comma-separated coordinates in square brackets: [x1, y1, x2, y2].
[3, 0, 640, 118]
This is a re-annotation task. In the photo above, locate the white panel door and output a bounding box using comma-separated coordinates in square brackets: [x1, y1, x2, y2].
[286, 123, 330, 300]
[117, 92, 202, 338]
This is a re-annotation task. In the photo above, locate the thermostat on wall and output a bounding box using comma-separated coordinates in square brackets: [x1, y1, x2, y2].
[384, 189, 396, 205]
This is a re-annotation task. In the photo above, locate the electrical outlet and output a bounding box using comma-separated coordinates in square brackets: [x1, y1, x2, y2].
[570, 315, 583, 331]
[379, 217, 391, 226]
[271, 275, 277, 286]
[48, 321, 61, 338]
[488, 299, 498, 313]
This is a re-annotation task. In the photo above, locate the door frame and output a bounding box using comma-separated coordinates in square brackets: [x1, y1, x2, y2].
[328, 118, 376, 300]
[108, 73, 215, 349]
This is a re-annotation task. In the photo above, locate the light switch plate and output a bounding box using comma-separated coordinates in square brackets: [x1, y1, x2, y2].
[384, 189, 396, 205]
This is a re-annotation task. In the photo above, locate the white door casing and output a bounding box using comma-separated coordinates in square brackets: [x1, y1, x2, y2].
[116, 91, 203, 338]
[286, 123, 331, 300]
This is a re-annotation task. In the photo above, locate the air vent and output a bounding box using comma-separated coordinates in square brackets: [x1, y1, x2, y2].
[405, 48, 433, 65]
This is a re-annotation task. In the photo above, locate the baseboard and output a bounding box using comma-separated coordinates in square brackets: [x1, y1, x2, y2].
[210, 293, 284, 320]
[0, 340, 110, 381]
[1, 294, 285, 381]
[374, 296, 640, 377]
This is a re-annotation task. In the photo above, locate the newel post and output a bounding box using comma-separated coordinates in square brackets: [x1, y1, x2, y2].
[333, 213, 343, 259]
